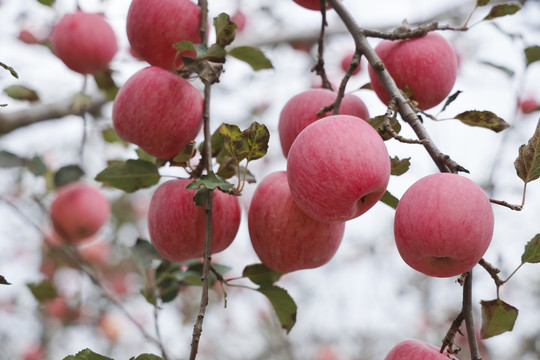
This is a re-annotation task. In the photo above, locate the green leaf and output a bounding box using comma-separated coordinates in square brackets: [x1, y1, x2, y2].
[0, 61, 18, 78]
[514, 118, 540, 183]
[480, 299, 518, 339]
[135, 148, 157, 163]
[440, 90, 463, 113]
[102, 127, 128, 146]
[521, 234, 540, 264]
[242, 122, 270, 161]
[214, 13, 237, 48]
[524, 46, 540, 67]
[95, 159, 160, 193]
[367, 115, 401, 141]
[54, 164, 84, 188]
[131, 238, 164, 268]
[390, 156, 411, 176]
[0, 150, 27, 167]
[205, 44, 227, 63]
[257, 285, 297, 334]
[477, 0, 490, 6]
[479, 61, 515, 77]
[243, 263, 283, 286]
[380, 190, 399, 209]
[187, 171, 234, 192]
[63, 349, 113, 360]
[483, 3, 521, 21]
[93, 69, 119, 100]
[229, 46, 273, 71]
[28, 155, 47, 176]
[27, 280, 58, 302]
[129, 354, 165, 360]
[170, 141, 196, 166]
[0, 275, 10, 285]
[4, 85, 39, 102]
[173, 40, 207, 58]
[454, 110, 510, 133]
[36, 0, 55, 6]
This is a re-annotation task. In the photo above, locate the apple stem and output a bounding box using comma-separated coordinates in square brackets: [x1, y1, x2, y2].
[326, 0, 467, 174]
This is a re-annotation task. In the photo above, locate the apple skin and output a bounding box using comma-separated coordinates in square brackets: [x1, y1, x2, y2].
[384, 339, 457, 360]
[148, 179, 241, 263]
[340, 50, 361, 75]
[112, 66, 203, 159]
[394, 173, 494, 278]
[287, 115, 391, 223]
[50, 182, 110, 243]
[292, 0, 331, 11]
[248, 171, 345, 273]
[279, 88, 370, 157]
[127, 0, 201, 71]
[368, 32, 457, 110]
[52, 11, 118, 75]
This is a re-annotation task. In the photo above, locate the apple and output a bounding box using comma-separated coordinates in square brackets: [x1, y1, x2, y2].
[51, 11, 118, 75]
[112, 66, 203, 159]
[50, 182, 110, 243]
[368, 32, 457, 110]
[18, 29, 40, 45]
[340, 50, 361, 75]
[148, 179, 241, 262]
[394, 173, 494, 278]
[292, 0, 331, 11]
[231, 10, 247, 33]
[287, 115, 391, 223]
[248, 171, 345, 273]
[279, 88, 370, 157]
[126, 0, 201, 71]
[384, 339, 457, 360]
[519, 96, 539, 114]
[77, 239, 112, 267]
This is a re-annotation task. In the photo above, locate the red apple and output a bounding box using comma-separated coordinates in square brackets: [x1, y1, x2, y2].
[18, 29, 40, 45]
[112, 66, 203, 159]
[148, 179, 241, 262]
[519, 96, 539, 114]
[126, 0, 201, 71]
[292, 0, 331, 11]
[231, 10, 247, 33]
[50, 182, 110, 243]
[368, 32, 457, 110]
[384, 339, 457, 360]
[51, 11, 118, 75]
[278, 88, 370, 157]
[287, 115, 390, 223]
[340, 50, 361, 75]
[248, 171, 345, 273]
[394, 173, 494, 278]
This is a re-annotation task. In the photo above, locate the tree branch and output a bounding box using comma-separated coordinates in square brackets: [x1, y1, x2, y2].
[463, 270, 482, 360]
[326, 0, 466, 174]
[0, 92, 108, 135]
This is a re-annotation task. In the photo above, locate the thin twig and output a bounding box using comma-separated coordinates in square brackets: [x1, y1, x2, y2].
[311, 0, 333, 91]
[489, 198, 522, 211]
[463, 270, 482, 360]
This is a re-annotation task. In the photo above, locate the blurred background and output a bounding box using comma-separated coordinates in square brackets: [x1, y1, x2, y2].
[0, 0, 539, 359]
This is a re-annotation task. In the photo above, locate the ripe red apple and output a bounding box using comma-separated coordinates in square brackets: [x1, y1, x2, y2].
[113, 66, 203, 159]
[278, 88, 370, 157]
[231, 10, 247, 33]
[519, 96, 539, 114]
[127, 0, 201, 71]
[384, 339, 457, 360]
[368, 32, 457, 110]
[51, 11, 118, 75]
[287, 115, 391, 223]
[148, 179, 241, 262]
[248, 171, 345, 273]
[340, 50, 361, 75]
[50, 182, 110, 243]
[292, 0, 331, 11]
[394, 173, 494, 278]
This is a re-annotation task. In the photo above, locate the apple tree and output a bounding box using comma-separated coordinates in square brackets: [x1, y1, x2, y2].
[0, 0, 540, 359]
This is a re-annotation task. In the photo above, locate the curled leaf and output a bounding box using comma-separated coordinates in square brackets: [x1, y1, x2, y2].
[390, 156, 411, 176]
[514, 118, 540, 184]
[483, 3, 521, 21]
